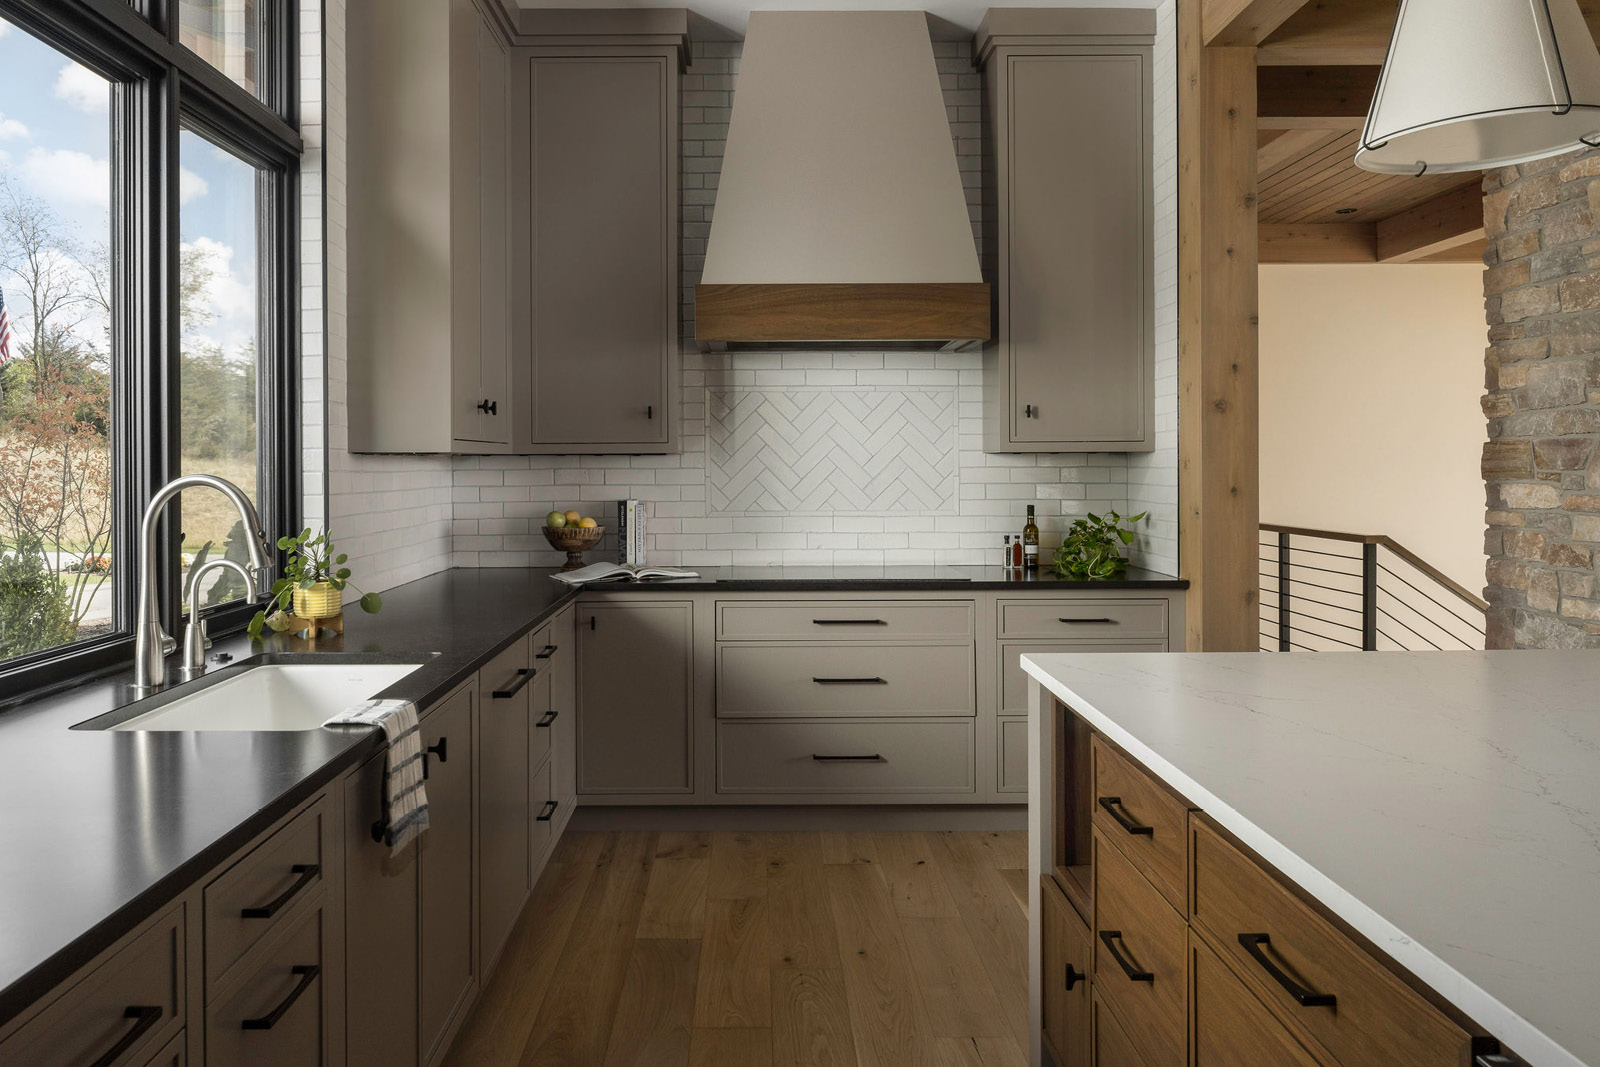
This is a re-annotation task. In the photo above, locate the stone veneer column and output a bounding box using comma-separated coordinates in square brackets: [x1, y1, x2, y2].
[1482, 147, 1600, 648]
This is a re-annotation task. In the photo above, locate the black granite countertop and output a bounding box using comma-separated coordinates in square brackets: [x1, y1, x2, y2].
[0, 561, 1182, 1025]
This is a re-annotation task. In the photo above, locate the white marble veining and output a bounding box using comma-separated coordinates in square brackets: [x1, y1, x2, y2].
[1022, 650, 1600, 1067]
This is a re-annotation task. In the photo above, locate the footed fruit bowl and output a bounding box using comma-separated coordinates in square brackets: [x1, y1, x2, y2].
[543, 525, 605, 571]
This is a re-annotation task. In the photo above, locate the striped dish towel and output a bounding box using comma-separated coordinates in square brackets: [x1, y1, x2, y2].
[325, 699, 429, 853]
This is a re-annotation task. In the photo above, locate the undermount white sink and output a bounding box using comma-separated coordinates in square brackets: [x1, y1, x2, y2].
[111, 663, 424, 731]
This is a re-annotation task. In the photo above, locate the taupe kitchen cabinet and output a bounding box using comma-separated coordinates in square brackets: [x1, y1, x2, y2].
[576, 598, 695, 794]
[345, 0, 511, 453]
[976, 10, 1155, 453]
[509, 11, 687, 454]
[546, 605, 579, 819]
[477, 636, 536, 975]
[418, 683, 476, 1066]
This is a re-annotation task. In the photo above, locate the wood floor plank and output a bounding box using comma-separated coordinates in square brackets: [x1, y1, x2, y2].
[997, 868, 1027, 917]
[772, 967, 859, 1067]
[708, 831, 768, 899]
[825, 862, 938, 1067]
[934, 1035, 1027, 1067]
[656, 831, 712, 860]
[694, 897, 772, 1028]
[520, 831, 657, 1066]
[442, 832, 607, 1067]
[926, 834, 1030, 1051]
[871, 832, 959, 920]
[767, 832, 841, 970]
[820, 831, 879, 866]
[899, 918, 1010, 1039]
[689, 1028, 773, 1067]
[637, 853, 709, 940]
[602, 938, 700, 1067]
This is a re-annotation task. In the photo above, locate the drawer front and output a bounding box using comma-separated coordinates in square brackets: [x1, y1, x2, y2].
[1091, 735, 1188, 913]
[206, 903, 327, 1067]
[1191, 930, 1320, 1067]
[528, 669, 555, 768]
[529, 619, 559, 665]
[205, 796, 328, 988]
[141, 1030, 187, 1066]
[1000, 641, 1167, 714]
[717, 600, 975, 641]
[1042, 875, 1092, 1066]
[1190, 819, 1469, 1067]
[1092, 829, 1184, 1067]
[1091, 991, 1150, 1067]
[0, 905, 185, 1067]
[717, 720, 975, 794]
[531, 756, 556, 863]
[716, 643, 974, 718]
[998, 599, 1167, 640]
[482, 633, 535, 704]
[997, 717, 1027, 794]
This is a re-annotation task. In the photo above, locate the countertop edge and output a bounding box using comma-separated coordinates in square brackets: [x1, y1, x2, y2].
[1019, 655, 1585, 1067]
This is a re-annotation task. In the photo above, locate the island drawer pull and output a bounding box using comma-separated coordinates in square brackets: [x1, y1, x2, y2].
[492, 667, 535, 699]
[811, 618, 888, 626]
[88, 1005, 163, 1067]
[1059, 617, 1116, 624]
[1237, 933, 1336, 1007]
[536, 709, 559, 728]
[536, 800, 559, 822]
[1098, 796, 1154, 836]
[422, 738, 448, 780]
[535, 644, 559, 659]
[1098, 930, 1154, 982]
[812, 753, 886, 762]
[241, 864, 321, 919]
[241, 964, 320, 1030]
[812, 676, 888, 685]
[1064, 963, 1085, 990]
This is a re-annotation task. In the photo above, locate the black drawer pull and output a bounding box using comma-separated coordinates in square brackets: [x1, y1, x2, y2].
[535, 643, 559, 659]
[477, 399, 497, 415]
[241, 864, 321, 919]
[88, 1005, 162, 1067]
[1098, 931, 1153, 983]
[812, 676, 888, 685]
[1238, 933, 1336, 1007]
[812, 753, 885, 762]
[536, 799, 559, 822]
[1059, 617, 1116, 624]
[241, 964, 320, 1030]
[1064, 963, 1084, 991]
[493, 667, 535, 699]
[536, 709, 558, 728]
[422, 737, 448, 780]
[811, 618, 888, 626]
[1097, 796, 1154, 836]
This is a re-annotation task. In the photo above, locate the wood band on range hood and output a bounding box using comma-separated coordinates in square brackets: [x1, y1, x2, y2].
[694, 283, 991, 346]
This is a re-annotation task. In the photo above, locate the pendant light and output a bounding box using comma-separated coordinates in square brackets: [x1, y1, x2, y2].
[1356, 0, 1600, 175]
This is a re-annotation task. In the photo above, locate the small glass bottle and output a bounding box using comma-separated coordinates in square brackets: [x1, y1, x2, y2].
[1002, 535, 1013, 569]
[1010, 532, 1023, 570]
[1023, 505, 1040, 571]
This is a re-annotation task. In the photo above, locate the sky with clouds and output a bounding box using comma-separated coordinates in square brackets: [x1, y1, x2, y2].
[0, 15, 258, 365]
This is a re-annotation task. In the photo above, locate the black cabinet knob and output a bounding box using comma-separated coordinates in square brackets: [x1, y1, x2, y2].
[477, 399, 498, 415]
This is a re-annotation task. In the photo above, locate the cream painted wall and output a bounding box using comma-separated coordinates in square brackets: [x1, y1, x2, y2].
[1259, 264, 1487, 592]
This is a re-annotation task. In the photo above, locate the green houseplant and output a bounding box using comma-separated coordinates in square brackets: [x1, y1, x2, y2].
[1051, 509, 1147, 580]
[248, 528, 382, 639]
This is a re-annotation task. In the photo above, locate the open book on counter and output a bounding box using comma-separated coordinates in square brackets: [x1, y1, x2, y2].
[550, 562, 701, 586]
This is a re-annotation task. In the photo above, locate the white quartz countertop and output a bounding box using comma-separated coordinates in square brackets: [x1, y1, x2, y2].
[1020, 650, 1600, 1067]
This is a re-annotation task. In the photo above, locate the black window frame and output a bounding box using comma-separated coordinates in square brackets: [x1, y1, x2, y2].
[0, 0, 301, 703]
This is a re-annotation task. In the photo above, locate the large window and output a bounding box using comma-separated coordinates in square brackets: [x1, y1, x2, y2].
[0, 0, 298, 689]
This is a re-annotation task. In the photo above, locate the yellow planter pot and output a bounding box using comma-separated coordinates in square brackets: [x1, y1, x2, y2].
[292, 582, 342, 619]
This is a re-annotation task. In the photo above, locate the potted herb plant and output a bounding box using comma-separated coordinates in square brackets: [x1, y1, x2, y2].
[1051, 509, 1147, 580]
[248, 528, 383, 638]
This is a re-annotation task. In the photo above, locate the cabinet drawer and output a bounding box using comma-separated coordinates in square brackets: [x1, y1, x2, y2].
[997, 717, 1027, 794]
[1091, 735, 1188, 913]
[205, 796, 329, 988]
[1042, 875, 1091, 1066]
[1191, 930, 1320, 1067]
[998, 599, 1167, 640]
[482, 634, 535, 702]
[140, 1030, 187, 1066]
[528, 669, 555, 768]
[1190, 818, 1470, 1067]
[716, 643, 974, 718]
[206, 903, 327, 1067]
[717, 600, 974, 641]
[0, 904, 185, 1067]
[531, 756, 556, 863]
[1000, 640, 1167, 714]
[1091, 990, 1149, 1067]
[717, 720, 975, 794]
[1092, 829, 1184, 1067]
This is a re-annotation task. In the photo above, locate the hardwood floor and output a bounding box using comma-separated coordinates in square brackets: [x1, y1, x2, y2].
[444, 830, 1030, 1067]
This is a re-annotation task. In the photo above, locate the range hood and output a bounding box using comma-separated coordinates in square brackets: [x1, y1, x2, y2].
[695, 11, 990, 350]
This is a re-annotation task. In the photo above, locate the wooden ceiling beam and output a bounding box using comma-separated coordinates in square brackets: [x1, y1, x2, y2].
[1375, 184, 1486, 262]
[1203, 0, 1313, 46]
[1257, 0, 1396, 66]
[1258, 65, 1379, 130]
[1260, 223, 1377, 263]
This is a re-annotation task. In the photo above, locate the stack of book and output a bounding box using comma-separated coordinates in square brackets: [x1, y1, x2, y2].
[616, 499, 647, 566]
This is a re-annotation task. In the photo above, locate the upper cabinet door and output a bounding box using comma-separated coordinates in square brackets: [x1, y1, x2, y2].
[458, 17, 510, 447]
[518, 53, 679, 453]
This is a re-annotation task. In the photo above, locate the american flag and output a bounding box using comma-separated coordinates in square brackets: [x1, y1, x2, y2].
[0, 284, 11, 363]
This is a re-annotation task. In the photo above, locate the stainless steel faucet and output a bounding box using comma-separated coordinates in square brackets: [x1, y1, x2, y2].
[135, 474, 271, 692]
[177, 557, 258, 682]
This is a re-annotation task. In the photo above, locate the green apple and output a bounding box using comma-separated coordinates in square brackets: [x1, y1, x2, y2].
[545, 510, 567, 529]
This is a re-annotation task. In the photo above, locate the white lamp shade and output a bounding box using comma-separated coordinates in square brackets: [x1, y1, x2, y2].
[1357, 0, 1600, 174]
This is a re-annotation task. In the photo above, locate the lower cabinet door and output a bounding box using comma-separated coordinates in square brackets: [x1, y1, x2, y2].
[577, 600, 694, 793]
[1191, 931, 1321, 1067]
[1091, 991, 1147, 1067]
[419, 685, 477, 1064]
[206, 904, 327, 1067]
[140, 1030, 186, 1066]
[1042, 877, 1091, 1067]
[344, 751, 419, 1067]
[479, 667, 532, 974]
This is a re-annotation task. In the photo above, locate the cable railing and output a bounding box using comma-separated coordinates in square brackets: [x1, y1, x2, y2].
[1259, 524, 1488, 652]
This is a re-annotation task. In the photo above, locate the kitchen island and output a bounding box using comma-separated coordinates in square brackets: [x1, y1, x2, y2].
[1022, 650, 1600, 1067]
